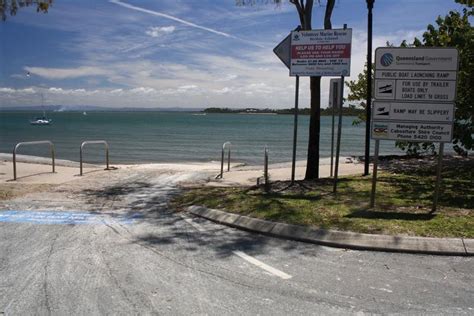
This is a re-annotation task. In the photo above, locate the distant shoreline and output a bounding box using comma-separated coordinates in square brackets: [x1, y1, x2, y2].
[1, 106, 364, 116]
[202, 107, 364, 116]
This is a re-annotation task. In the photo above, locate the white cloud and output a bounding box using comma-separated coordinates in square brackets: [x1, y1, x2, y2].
[24, 66, 110, 79]
[0, 87, 16, 93]
[145, 26, 175, 37]
[21, 88, 36, 94]
[109, 0, 233, 38]
[48, 87, 64, 93]
[130, 87, 156, 94]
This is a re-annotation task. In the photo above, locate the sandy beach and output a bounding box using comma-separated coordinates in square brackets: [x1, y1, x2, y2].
[0, 153, 366, 189]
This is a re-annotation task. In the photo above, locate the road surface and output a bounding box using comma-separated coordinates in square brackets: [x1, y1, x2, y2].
[0, 166, 472, 315]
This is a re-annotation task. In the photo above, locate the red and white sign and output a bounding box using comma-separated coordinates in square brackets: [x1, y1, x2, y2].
[290, 29, 352, 77]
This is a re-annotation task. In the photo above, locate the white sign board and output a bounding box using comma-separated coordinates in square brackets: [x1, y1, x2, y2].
[371, 47, 458, 142]
[290, 29, 352, 77]
[373, 102, 454, 122]
[374, 78, 456, 101]
[329, 78, 342, 108]
[273, 33, 291, 69]
[371, 122, 453, 142]
[375, 48, 458, 71]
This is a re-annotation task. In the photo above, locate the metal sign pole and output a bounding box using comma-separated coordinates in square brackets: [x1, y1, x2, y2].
[432, 143, 444, 213]
[370, 139, 380, 208]
[333, 75, 345, 193]
[330, 81, 337, 178]
[364, 0, 374, 176]
[291, 75, 300, 184]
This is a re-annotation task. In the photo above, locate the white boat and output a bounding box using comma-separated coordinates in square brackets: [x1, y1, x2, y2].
[30, 94, 52, 125]
[30, 116, 52, 125]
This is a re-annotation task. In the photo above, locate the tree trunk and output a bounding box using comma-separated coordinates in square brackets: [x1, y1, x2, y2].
[305, 76, 321, 179]
[304, 0, 335, 180]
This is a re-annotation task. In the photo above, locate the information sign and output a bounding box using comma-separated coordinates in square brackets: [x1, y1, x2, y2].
[371, 121, 453, 142]
[372, 102, 454, 122]
[290, 29, 352, 77]
[371, 47, 458, 143]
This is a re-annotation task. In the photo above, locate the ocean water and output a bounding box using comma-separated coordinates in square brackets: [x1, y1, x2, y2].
[0, 111, 406, 165]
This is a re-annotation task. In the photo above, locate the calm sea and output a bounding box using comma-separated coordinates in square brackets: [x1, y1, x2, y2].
[0, 111, 407, 165]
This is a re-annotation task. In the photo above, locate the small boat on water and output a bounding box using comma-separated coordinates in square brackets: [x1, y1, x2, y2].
[30, 93, 52, 125]
[30, 116, 52, 125]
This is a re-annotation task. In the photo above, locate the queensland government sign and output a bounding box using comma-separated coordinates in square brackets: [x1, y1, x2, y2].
[289, 29, 352, 77]
[371, 47, 458, 142]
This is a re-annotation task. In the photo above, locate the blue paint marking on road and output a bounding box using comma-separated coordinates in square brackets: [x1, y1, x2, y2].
[0, 210, 143, 225]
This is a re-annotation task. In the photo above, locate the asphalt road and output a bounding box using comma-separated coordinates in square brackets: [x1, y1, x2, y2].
[1, 168, 473, 315]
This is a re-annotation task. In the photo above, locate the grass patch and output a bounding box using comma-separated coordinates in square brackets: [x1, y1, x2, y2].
[172, 157, 473, 238]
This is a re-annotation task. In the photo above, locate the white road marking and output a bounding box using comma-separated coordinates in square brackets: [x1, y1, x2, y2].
[369, 286, 393, 293]
[232, 251, 292, 280]
[181, 215, 292, 280]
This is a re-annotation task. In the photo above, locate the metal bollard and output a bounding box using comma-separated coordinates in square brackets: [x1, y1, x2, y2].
[80, 140, 110, 176]
[13, 140, 55, 180]
[218, 142, 232, 179]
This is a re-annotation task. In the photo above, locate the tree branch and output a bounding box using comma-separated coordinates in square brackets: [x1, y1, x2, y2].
[324, 0, 335, 29]
[290, 0, 305, 27]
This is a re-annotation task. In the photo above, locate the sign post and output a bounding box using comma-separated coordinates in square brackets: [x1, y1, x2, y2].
[291, 75, 299, 184]
[370, 47, 458, 211]
[275, 27, 352, 185]
[274, 27, 300, 184]
[291, 27, 351, 189]
[333, 73, 345, 193]
[329, 78, 342, 177]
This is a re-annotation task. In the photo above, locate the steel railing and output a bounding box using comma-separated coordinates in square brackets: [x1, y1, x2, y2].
[13, 140, 55, 180]
[80, 140, 110, 176]
[216, 141, 232, 179]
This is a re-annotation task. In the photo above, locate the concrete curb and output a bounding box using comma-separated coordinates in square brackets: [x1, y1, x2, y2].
[187, 205, 473, 256]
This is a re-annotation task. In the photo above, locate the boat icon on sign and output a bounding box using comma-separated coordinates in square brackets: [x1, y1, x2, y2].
[378, 84, 393, 94]
[376, 107, 389, 116]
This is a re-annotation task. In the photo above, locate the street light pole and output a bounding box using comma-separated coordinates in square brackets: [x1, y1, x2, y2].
[364, 0, 374, 176]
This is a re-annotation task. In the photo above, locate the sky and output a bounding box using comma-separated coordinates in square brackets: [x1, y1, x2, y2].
[0, 0, 467, 109]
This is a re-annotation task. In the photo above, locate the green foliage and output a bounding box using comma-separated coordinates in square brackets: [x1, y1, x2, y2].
[0, 0, 52, 21]
[345, 63, 373, 125]
[408, 3, 474, 156]
[394, 141, 436, 156]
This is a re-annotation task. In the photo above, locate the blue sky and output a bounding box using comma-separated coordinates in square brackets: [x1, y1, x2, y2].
[0, 0, 466, 109]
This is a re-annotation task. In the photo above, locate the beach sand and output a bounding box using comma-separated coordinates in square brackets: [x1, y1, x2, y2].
[0, 154, 366, 205]
[0, 154, 365, 187]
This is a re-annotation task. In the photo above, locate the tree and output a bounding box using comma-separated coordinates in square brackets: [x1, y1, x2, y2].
[237, 0, 336, 179]
[346, 0, 473, 156]
[0, 0, 52, 21]
[418, 0, 473, 156]
[345, 62, 373, 125]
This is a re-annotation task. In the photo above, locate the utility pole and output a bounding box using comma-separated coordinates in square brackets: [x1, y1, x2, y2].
[364, 0, 374, 176]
